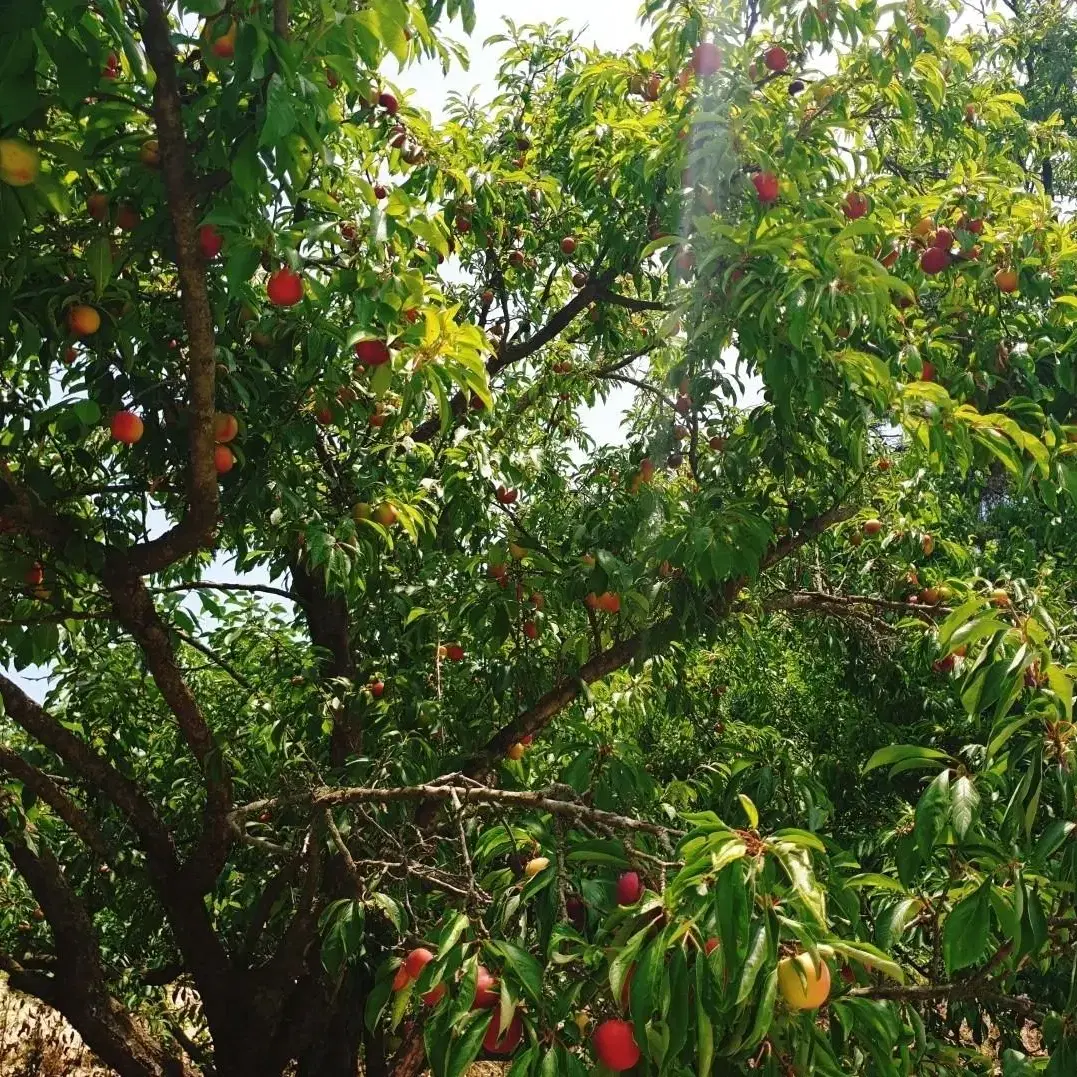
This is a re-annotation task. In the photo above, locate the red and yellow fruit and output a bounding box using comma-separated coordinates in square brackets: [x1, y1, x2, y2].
[777, 952, 831, 1011]
[110, 410, 144, 445]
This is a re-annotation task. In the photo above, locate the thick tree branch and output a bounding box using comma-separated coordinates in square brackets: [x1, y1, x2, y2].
[125, 0, 219, 575]
[849, 981, 1043, 1021]
[594, 287, 672, 313]
[0, 746, 111, 860]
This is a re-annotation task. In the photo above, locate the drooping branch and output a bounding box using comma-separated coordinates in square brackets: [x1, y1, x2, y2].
[124, 0, 219, 575]
[849, 981, 1043, 1021]
[234, 783, 681, 838]
[765, 589, 949, 624]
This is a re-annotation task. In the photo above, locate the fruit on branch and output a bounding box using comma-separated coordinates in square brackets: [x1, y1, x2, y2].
[213, 446, 235, 474]
[267, 268, 303, 307]
[374, 184, 388, 199]
[25, 563, 44, 587]
[0, 139, 40, 187]
[843, 192, 869, 219]
[483, 1013, 523, 1055]
[473, 966, 499, 1009]
[405, 948, 435, 980]
[102, 51, 120, 79]
[496, 485, 519, 505]
[370, 680, 385, 698]
[877, 457, 891, 471]
[355, 339, 391, 367]
[560, 235, 577, 255]
[506, 742, 525, 761]
[777, 952, 831, 1010]
[764, 45, 789, 72]
[863, 519, 883, 536]
[616, 871, 643, 905]
[373, 503, 398, 527]
[990, 588, 1010, 607]
[692, 41, 722, 77]
[379, 91, 400, 114]
[68, 305, 101, 337]
[139, 139, 160, 168]
[704, 937, 720, 955]
[920, 361, 936, 382]
[593, 1019, 641, 1071]
[391, 965, 411, 991]
[921, 533, 935, 556]
[994, 267, 1018, 293]
[920, 246, 950, 274]
[933, 227, 954, 250]
[523, 620, 538, 640]
[204, 17, 237, 59]
[911, 217, 934, 238]
[213, 413, 239, 443]
[110, 411, 144, 444]
[86, 192, 109, 221]
[199, 225, 223, 260]
[421, 984, 446, 1006]
[524, 856, 549, 878]
[572, 270, 589, 288]
[444, 643, 464, 661]
[116, 204, 140, 231]
[752, 171, 779, 204]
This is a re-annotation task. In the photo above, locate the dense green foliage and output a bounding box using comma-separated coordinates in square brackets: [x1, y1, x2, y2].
[3, 0, 1077, 1075]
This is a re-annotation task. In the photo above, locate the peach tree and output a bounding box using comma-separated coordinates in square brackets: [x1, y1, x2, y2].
[1, 0, 1077, 1074]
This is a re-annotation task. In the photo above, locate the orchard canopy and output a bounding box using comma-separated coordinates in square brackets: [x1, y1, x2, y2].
[4, 0, 1077, 1074]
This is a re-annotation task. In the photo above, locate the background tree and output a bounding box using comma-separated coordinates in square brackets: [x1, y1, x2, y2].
[2, 0, 1077, 1075]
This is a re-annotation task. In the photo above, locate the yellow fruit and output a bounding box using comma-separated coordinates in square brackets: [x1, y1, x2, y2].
[509, 541, 527, 560]
[352, 502, 372, 523]
[777, 953, 831, 1011]
[506, 742, 525, 761]
[0, 139, 40, 187]
[524, 856, 549, 878]
[139, 139, 160, 168]
[68, 305, 101, 337]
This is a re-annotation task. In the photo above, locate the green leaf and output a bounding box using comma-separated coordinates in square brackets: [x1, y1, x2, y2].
[485, 940, 543, 1006]
[863, 744, 951, 775]
[84, 237, 112, 298]
[914, 768, 951, 858]
[260, 74, 297, 147]
[951, 775, 980, 840]
[943, 881, 991, 974]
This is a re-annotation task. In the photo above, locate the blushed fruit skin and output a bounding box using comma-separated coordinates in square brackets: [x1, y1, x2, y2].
[0, 139, 40, 187]
[524, 856, 549, 878]
[355, 339, 391, 366]
[473, 966, 499, 1009]
[391, 965, 411, 991]
[593, 1019, 641, 1072]
[752, 171, 779, 203]
[110, 411, 144, 444]
[920, 246, 950, 274]
[483, 1013, 523, 1055]
[692, 41, 722, 77]
[404, 947, 435, 980]
[213, 445, 235, 474]
[213, 413, 239, 443]
[777, 952, 831, 1010]
[616, 870, 643, 905]
[68, 305, 101, 337]
[506, 742, 525, 761]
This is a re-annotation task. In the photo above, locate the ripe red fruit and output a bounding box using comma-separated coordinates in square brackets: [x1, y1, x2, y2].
[921, 361, 936, 382]
[25, 563, 44, 587]
[965, 217, 984, 234]
[405, 947, 435, 979]
[110, 410, 144, 444]
[103, 52, 120, 79]
[199, 225, 223, 260]
[483, 1013, 523, 1056]
[704, 937, 720, 955]
[597, 592, 621, 614]
[616, 871, 643, 905]
[391, 965, 411, 991]
[863, 519, 883, 536]
[355, 339, 391, 366]
[421, 983, 446, 1006]
[316, 406, 333, 426]
[523, 620, 538, 640]
[370, 680, 385, 698]
[566, 894, 586, 931]
[213, 445, 235, 474]
[572, 270, 588, 288]
[764, 45, 789, 72]
[560, 235, 577, 255]
[379, 91, 400, 114]
[593, 1019, 640, 1072]
[919, 246, 950, 274]
[843, 192, 869, 219]
[389, 126, 407, 149]
[267, 267, 303, 306]
[473, 966, 499, 1009]
[752, 171, 779, 204]
[374, 184, 388, 199]
[520, 733, 534, 746]
[933, 227, 954, 250]
[64, 346, 78, 364]
[692, 41, 722, 77]
[116, 204, 140, 231]
[508, 250, 525, 269]
[87, 192, 109, 221]
[445, 643, 465, 662]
